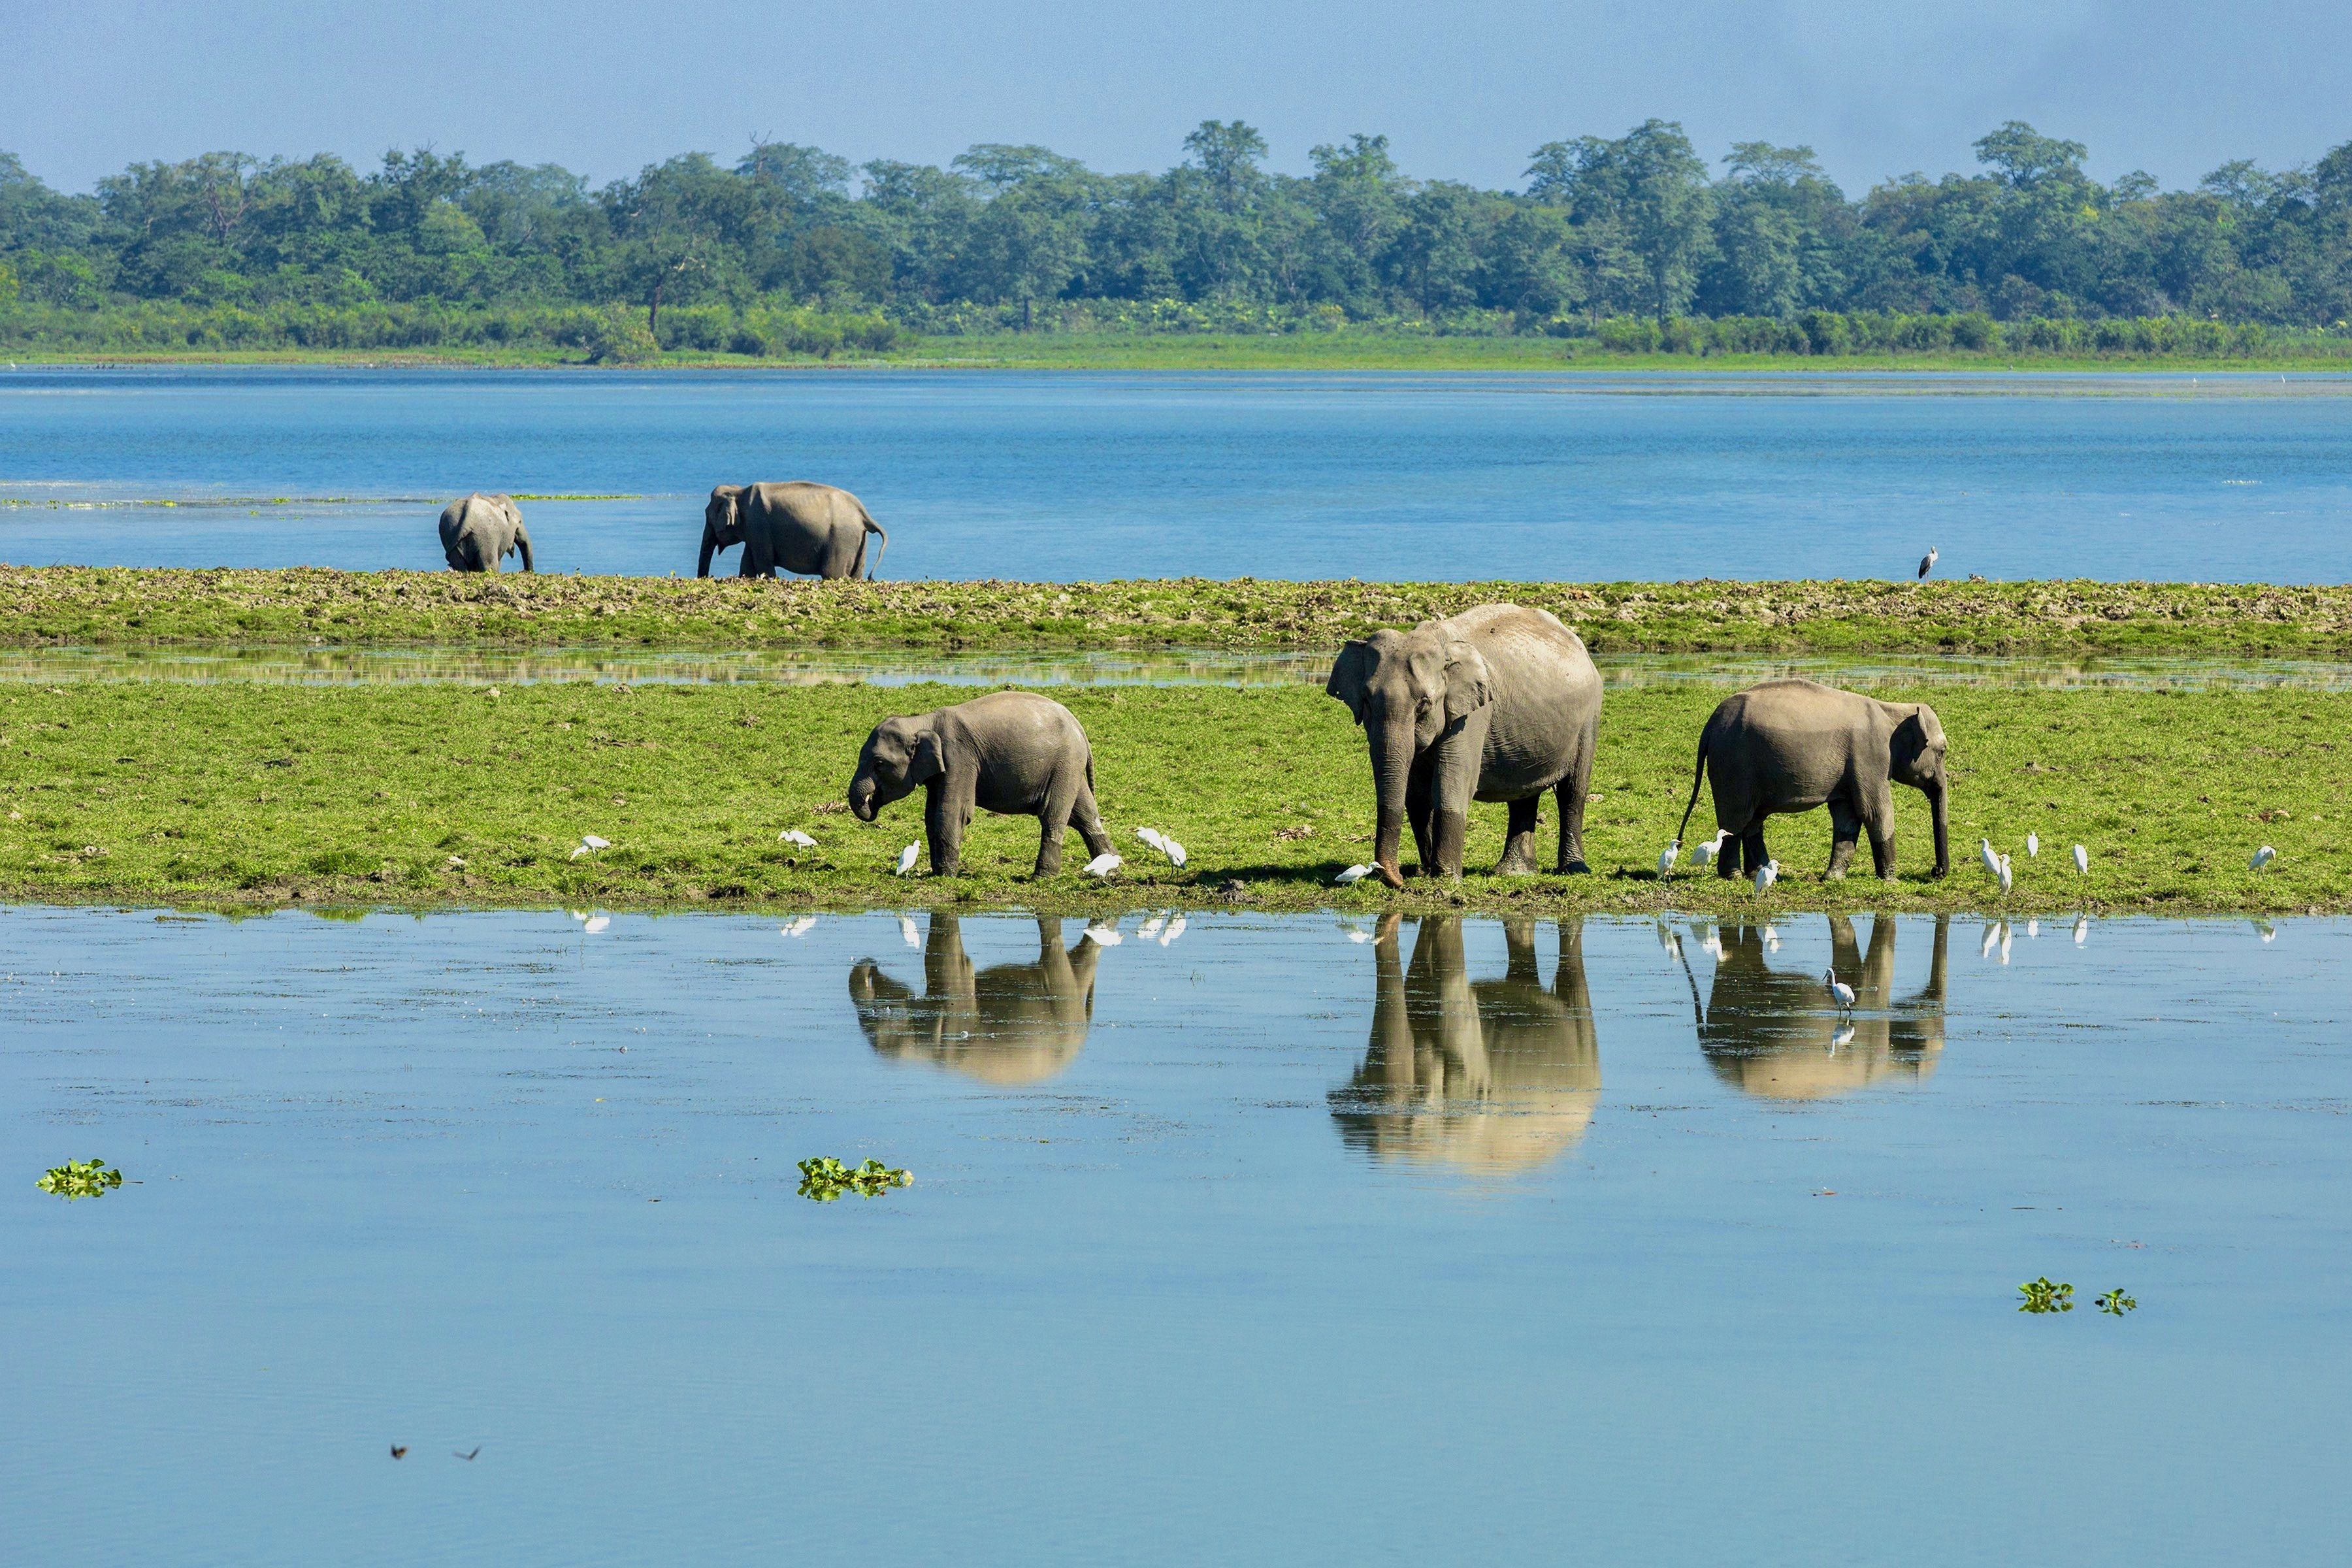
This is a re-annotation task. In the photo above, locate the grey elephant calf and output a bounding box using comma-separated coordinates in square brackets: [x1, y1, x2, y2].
[438, 493, 532, 572]
[1676, 678, 1952, 881]
[848, 691, 1114, 877]
[1326, 602, 1603, 889]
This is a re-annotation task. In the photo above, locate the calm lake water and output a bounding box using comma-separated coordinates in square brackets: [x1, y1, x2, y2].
[6, 906, 2346, 1564]
[5, 367, 2351, 582]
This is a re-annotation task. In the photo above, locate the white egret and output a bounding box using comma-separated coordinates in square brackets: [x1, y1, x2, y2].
[899, 915, 920, 947]
[1135, 827, 1168, 853]
[2249, 845, 2277, 872]
[1658, 841, 1679, 879]
[2026, 832, 2040, 858]
[1999, 923, 2012, 964]
[1164, 838, 1187, 868]
[1980, 923, 2001, 959]
[1918, 545, 1938, 580]
[1335, 863, 1373, 885]
[583, 915, 610, 934]
[448, 855, 466, 868]
[1752, 860, 1778, 894]
[781, 915, 817, 938]
[1160, 915, 1185, 946]
[779, 828, 817, 849]
[2027, 919, 2040, 938]
[1998, 854, 2013, 896]
[894, 842, 920, 877]
[2073, 915, 2088, 945]
[1346, 929, 1372, 943]
[568, 909, 590, 923]
[1980, 838, 2001, 879]
[1083, 852, 1122, 878]
[1702, 929, 1726, 960]
[1831, 1021, 1857, 1051]
[2072, 843, 2089, 875]
[1823, 970, 1856, 1015]
[570, 833, 612, 860]
[1763, 923, 1782, 951]
[1082, 923, 1123, 946]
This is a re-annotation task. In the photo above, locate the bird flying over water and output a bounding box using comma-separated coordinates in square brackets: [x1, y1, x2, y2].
[2072, 843, 2089, 875]
[1083, 852, 1122, 878]
[779, 828, 817, 848]
[1918, 546, 1938, 579]
[894, 842, 919, 877]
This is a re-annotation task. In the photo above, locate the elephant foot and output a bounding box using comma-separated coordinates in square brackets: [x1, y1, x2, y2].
[1495, 852, 1539, 876]
[1556, 859, 1590, 876]
[1930, 865, 1950, 880]
[1375, 862, 1406, 890]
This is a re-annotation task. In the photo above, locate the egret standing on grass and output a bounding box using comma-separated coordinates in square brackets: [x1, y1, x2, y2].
[2026, 832, 2040, 858]
[2073, 843, 2089, 875]
[894, 842, 920, 877]
[1980, 838, 2002, 879]
[1918, 546, 1938, 580]
[570, 834, 612, 860]
[1658, 841, 1679, 879]
[779, 828, 817, 849]
[1083, 852, 1122, 878]
[2250, 845, 2277, 872]
[1335, 863, 1373, 885]
[1999, 854, 2013, 896]
[1752, 860, 1778, 894]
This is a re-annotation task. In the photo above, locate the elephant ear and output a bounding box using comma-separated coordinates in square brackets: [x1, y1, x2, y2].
[1441, 640, 1494, 725]
[907, 728, 945, 784]
[1326, 640, 1374, 724]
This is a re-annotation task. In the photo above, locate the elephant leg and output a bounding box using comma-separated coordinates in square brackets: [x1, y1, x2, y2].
[1497, 796, 1541, 875]
[1865, 785, 1898, 880]
[1716, 815, 1746, 877]
[1554, 759, 1593, 875]
[1426, 723, 1485, 881]
[1742, 825, 1771, 875]
[1068, 774, 1115, 862]
[1404, 756, 1436, 878]
[1826, 798, 1862, 879]
[924, 778, 970, 876]
[1034, 771, 1085, 878]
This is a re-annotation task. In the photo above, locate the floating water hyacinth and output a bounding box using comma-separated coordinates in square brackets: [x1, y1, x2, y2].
[797, 1156, 911, 1202]
[38, 1157, 123, 1200]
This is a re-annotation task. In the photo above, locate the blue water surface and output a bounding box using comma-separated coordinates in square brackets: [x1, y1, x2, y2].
[3, 367, 2349, 581]
[3, 906, 2345, 1565]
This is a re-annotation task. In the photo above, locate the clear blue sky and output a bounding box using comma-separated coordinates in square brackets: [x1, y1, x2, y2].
[7, 0, 2345, 194]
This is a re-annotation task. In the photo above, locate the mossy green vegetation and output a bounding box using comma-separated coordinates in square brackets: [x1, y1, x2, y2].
[8, 569, 2352, 658]
[0, 679, 2336, 916]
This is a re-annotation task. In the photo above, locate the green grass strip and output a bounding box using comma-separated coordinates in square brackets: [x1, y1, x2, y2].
[0, 680, 2336, 915]
[6, 569, 2352, 657]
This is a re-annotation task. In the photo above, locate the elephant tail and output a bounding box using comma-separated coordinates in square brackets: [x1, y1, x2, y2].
[853, 500, 888, 580]
[1675, 729, 1712, 846]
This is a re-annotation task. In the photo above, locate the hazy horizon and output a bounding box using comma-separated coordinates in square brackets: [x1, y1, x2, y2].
[7, 0, 2347, 196]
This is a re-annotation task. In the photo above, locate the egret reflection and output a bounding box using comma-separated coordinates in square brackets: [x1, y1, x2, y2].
[847, 913, 1100, 1084]
[1678, 914, 1949, 1100]
[1331, 914, 1601, 1173]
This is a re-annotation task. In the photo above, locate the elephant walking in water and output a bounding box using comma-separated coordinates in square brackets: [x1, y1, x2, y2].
[1330, 913, 1601, 1173]
[1326, 603, 1603, 888]
[1676, 679, 1952, 881]
[847, 913, 1103, 1085]
[699, 481, 887, 579]
[438, 493, 532, 572]
[1674, 913, 1950, 1100]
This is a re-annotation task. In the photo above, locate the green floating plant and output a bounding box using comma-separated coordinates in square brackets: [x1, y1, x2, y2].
[2095, 1288, 2138, 1316]
[2018, 1277, 2074, 1314]
[38, 1158, 124, 1200]
[798, 1156, 913, 1202]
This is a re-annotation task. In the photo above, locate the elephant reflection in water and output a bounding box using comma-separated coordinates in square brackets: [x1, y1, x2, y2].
[847, 914, 1100, 1085]
[1678, 913, 1949, 1100]
[1330, 913, 1601, 1173]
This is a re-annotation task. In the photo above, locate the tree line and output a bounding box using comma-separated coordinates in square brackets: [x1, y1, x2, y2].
[4, 120, 2351, 348]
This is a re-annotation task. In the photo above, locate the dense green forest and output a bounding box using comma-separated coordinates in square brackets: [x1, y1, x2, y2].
[5, 119, 2351, 358]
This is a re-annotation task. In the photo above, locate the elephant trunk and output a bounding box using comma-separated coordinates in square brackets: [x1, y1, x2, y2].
[1369, 714, 1413, 890]
[696, 519, 718, 579]
[1926, 776, 1950, 878]
[514, 527, 534, 572]
[849, 772, 879, 822]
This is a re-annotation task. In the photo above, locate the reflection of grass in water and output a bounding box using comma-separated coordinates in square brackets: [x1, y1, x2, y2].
[37, 1157, 123, 1200]
[2096, 1288, 2138, 1316]
[7, 569, 2352, 657]
[2019, 1277, 2074, 1313]
[0, 679, 2338, 915]
[798, 1156, 911, 1201]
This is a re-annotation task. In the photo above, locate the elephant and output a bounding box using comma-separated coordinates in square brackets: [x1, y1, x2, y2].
[438, 493, 532, 572]
[1675, 679, 1952, 881]
[1329, 913, 1601, 1173]
[699, 481, 887, 580]
[848, 690, 1115, 877]
[1325, 603, 1603, 889]
[847, 913, 1102, 1085]
[1673, 913, 1949, 1100]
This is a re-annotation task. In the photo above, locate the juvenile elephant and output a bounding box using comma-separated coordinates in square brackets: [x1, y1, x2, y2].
[1326, 603, 1603, 889]
[438, 493, 532, 572]
[847, 913, 1102, 1085]
[847, 691, 1114, 877]
[1676, 679, 1951, 881]
[1675, 913, 1950, 1100]
[699, 481, 887, 580]
[1329, 913, 1601, 1173]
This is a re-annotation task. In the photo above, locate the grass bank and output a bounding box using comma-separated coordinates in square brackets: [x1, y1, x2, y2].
[1, 681, 2336, 916]
[5, 569, 2352, 657]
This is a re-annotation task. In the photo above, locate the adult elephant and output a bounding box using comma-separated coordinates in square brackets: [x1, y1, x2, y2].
[438, 493, 532, 573]
[1326, 603, 1602, 889]
[698, 481, 887, 580]
[1674, 913, 1950, 1100]
[1329, 913, 1601, 1173]
[1676, 679, 1951, 881]
[846, 913, 1102, 1084]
